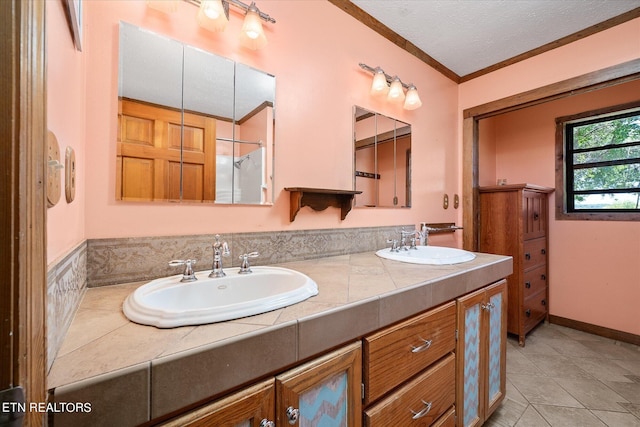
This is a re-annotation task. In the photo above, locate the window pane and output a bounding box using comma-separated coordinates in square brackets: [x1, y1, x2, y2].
[573, 163, 640, 191]
[573, 146, 640, 165]
[572, 114, 640, 150]
[574, 192, 640, 210]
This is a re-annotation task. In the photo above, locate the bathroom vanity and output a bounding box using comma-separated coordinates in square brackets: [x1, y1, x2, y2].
[48, 251, 511, 426]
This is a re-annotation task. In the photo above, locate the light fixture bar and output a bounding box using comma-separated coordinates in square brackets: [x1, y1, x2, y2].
[360, 62, 422, 110]
[186, 0, 275, 23]
[359, 63, 411, 90]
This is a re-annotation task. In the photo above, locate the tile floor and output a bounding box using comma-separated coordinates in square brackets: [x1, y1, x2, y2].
[486, 323, 640, 427]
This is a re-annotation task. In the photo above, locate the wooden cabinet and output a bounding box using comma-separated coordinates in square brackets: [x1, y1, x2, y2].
[160, 378, 275, 427]
[364, 354, 455, 426]
[162, 342, 361, 427]
[363, 302, 456, 426]
[161, 281, 509, 427]
[456, 280, 507, 427]
[479, 184, 553, 346]
[276, 341, 362, 426]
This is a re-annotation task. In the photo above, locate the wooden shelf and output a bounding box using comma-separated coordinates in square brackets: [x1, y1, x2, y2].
[284, 187, 362, 222]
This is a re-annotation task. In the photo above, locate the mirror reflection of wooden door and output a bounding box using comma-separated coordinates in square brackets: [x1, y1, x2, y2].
[117, 99, 216, 202]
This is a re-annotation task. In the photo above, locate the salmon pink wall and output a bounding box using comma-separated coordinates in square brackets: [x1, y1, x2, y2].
[460, 18, 640, 110]
[46, 1, 86, 265]
[50, 0, 461, 251]
[476, 80, 640, 336]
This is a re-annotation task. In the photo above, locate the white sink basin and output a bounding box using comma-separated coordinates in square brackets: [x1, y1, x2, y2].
[376, 246, 476, 265]
[123, 266, 318, 328]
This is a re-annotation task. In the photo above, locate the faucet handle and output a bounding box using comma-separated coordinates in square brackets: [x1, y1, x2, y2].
[386, 239, 399, 252]
[238, 252, 259, 274]
[169, 259, 197, 282]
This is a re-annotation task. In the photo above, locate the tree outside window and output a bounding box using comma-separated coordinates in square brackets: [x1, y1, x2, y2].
[556, 102, 640, 220]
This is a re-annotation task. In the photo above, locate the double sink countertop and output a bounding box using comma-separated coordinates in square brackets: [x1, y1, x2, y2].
[48, 250, 512, 425]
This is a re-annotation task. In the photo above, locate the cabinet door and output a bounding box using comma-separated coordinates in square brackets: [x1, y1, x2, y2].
[456, 280, 507, 427]
[456, 287, 485, 427]
[276, 341, 362, 427]
[485, 280, 507, 419]
[523, 190, 547, 240]
[160, 378, 275, 427]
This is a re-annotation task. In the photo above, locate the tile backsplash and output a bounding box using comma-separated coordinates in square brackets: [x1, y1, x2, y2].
[86, 225, 414, 287]
[47, 224, 412, 369]
[47, 241, 87, 370]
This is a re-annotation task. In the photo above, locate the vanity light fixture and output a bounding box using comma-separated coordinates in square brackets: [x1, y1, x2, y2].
[359, 63, 423, 110]
[387, 77, 405, 102]
[370, 67, 389, 96]
[238, 2, 267, 50]
[147, 0, 275, 50]
[197, 0, 229, 32]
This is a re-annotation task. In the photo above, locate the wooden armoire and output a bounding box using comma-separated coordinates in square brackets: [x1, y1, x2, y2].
[478, 184, 554, 346]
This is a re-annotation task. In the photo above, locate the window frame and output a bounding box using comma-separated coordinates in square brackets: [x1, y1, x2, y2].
[555, 100, 640, 221]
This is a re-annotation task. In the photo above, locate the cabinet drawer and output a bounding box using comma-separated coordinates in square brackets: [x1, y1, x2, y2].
[524, 290, 547, 332]
[432, 406, 455, 427]
[363, 302, 456, 404]
[523, 238, 547, 270]
[523, 265, 547, 299]
[364, 354, 455, 427]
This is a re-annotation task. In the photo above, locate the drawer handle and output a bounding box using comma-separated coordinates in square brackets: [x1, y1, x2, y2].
[534, 212, 539, 220]
[410, 338, 432, 353]
[541, 274, 546, 281]
[260, 420, 275, 427]
[541, 299, 546, 306]
[410, 400, 432, 419]
[525, 309, 531, 317]
[525, 253, 531, 260]
[541, 248, 546, 255]
[525, 281, 531, 289]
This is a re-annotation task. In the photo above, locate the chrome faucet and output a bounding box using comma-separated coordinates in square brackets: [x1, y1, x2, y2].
[209, 234, 230, 278]
[169, 259, 197, 282]
[399, 228, 416, 250]
[238, 252, 259, 274]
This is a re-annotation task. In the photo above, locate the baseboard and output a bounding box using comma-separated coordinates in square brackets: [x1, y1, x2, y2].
[549, 315, 640, 346]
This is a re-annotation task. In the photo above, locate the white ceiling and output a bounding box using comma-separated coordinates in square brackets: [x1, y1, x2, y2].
[351, 0, 640, 77]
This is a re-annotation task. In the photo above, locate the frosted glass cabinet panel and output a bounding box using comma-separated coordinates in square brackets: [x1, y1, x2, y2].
[276, 342, 362, 426]
[456, 280, 507, 427]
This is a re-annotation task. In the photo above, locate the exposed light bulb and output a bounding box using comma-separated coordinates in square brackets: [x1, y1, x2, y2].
[239, 4, 267, 50]
[403, 85, 422, 110]
[387, 77, 405, 102]
[370, 68, 389, 96]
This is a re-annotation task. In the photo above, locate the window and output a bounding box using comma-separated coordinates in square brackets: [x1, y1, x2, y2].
[556, 101, 640, 220]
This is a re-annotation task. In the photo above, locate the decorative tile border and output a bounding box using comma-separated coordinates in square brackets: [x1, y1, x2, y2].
[86, 225, 414, 287]
[47, 241, 87, 370]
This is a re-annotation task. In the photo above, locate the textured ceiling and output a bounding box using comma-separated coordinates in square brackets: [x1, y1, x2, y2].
[351, 0, 640, 77]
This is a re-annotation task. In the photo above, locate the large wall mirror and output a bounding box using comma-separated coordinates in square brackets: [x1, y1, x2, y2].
[117, 22, 275, 204]
[353, 106, 411, 207]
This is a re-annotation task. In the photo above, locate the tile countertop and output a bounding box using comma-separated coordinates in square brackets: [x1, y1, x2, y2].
[48, 251, 512, 425]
